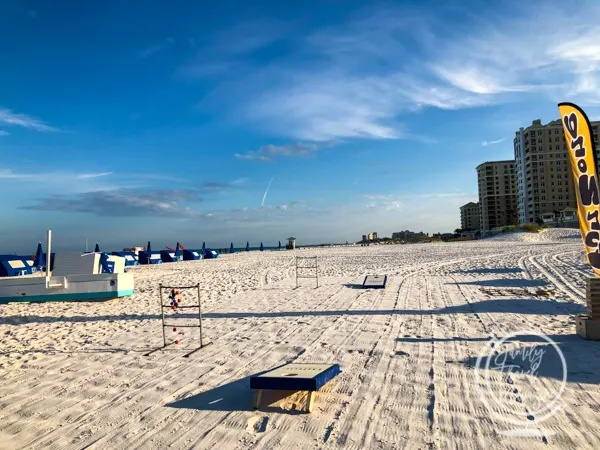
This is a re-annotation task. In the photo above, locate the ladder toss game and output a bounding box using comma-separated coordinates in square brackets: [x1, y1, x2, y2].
[296, 256, 319, 288]
[144, 283, 212, 358]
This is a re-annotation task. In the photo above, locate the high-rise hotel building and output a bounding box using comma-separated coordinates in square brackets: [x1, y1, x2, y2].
[514, 119, 600, 224]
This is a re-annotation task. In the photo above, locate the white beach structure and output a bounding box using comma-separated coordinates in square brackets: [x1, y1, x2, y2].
[287, 237, 296, 250]
[0, 230, 134, 304]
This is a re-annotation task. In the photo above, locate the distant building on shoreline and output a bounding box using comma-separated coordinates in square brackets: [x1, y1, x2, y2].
[392, 230, 426, 241]
[459, 202, 480, 231]
[476, 160, 518, 232]
[361, 232, 378, 242]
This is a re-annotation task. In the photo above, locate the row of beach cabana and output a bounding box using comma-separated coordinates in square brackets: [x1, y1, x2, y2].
[0, 238, 297, 277]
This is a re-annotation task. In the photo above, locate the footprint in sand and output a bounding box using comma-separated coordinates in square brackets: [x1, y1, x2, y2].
[246, 415, 269, 434]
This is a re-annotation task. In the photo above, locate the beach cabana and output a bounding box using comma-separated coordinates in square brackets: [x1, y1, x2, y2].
[139, 251, 162, 264]
[203, 248, 219, 259]
[161, 242, 183, 262]
[183, 249, 202, 260]
[94, 243, 100, 253]
[111, 251, 139, 266]
[160, 250, 178, 263]
[138, 241, 162, 265]
[0, 257, 37, 277]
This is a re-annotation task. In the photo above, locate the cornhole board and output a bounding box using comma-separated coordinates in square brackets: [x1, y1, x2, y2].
[250, 363, 341, 413]
[362, 275, 388, 289]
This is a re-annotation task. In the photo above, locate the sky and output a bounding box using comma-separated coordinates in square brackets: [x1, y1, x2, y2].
[2, 0, 600, 252]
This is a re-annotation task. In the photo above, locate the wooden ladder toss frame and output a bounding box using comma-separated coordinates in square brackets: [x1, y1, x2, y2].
[296, 256, 319, 288]
[144, 283, 213, 357]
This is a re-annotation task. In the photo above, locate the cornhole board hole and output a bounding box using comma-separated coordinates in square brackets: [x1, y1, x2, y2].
[250, 363, 341, 413]
[362, 275, 388, 289]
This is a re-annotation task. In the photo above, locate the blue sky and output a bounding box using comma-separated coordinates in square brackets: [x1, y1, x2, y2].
[2, 0, 600, 252]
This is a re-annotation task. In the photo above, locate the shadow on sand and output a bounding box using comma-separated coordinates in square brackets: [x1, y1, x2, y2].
[454, 267, 524, 275]
[0, 298, 587, 327]
[343, 284, 365, 289]
[452, 278, 549, 288]
[166, 364, 307, 415]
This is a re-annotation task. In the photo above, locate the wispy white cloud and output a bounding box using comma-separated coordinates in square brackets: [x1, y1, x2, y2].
[189, 1, 600, 141]
[481, 138, 506, 147]
[138, 37, 176, 59]
[0, 130, 8, 136]
[0, 107, 58, 132]
[75, 172, 113, 180]
[0, 169, 29, 179]
[0, 169, 113, 181]
[179, 19, 288, 79]
[0, 168, 120, 194]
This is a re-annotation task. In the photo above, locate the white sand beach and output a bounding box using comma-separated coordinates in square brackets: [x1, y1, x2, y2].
[1, 229, 600, 449]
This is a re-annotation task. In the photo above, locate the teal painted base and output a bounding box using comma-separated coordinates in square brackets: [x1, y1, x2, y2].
[0, 289, 134, 304]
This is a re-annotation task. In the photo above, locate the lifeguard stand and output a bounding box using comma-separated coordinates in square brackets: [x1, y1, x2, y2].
[286, 237, 296, 250]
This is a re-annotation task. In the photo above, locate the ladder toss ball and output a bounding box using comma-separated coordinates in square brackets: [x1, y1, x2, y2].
[169, 289, 184, 343]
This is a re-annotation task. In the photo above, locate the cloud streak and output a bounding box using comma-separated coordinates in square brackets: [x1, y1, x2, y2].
[0, 107, 58, 132]
[482, 138, 506, 147]
[261, 177, 275, 207]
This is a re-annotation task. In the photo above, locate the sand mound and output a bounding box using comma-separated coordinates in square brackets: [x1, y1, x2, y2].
[487, 227, 580, 243]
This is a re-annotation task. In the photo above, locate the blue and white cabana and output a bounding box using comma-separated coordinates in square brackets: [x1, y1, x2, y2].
[0, 257, 37, 277]
[111, 251, 139, 266]
[183, 249, 202, 260]
[203, 248, 219, 259]
[138, 241, 162, 265]
[161, 242, 183, 262]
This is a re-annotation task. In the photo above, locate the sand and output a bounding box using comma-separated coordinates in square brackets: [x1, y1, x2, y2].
[1, 228, 600, 449]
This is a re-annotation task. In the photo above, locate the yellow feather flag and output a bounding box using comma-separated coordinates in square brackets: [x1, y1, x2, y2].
[558, 102, 600, 275]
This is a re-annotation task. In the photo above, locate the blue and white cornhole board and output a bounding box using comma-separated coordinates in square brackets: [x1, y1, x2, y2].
[250, 363, 341, 413]
[362, 275, 388, 289]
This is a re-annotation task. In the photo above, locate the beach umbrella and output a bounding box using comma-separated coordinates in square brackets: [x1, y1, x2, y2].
[278, 240, 282, 250]
[146, 241, 152, 264]
[94, 242, 100, 253]
[230, 242, 234, 253]
[246, 241, 250, 252]
[202, 242, 206, 253]
[35, 242, 45, 268]
[175, 242, 182, 259]
[260, 242, 264, 252]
